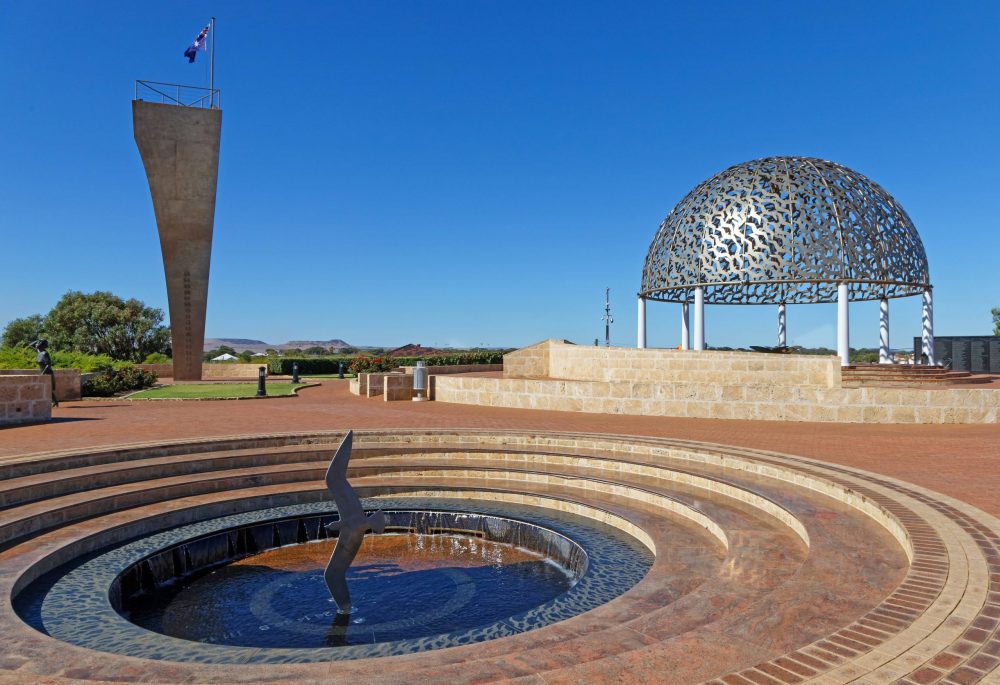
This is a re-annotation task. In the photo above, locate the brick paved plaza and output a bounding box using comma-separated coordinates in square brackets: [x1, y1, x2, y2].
[4, 380, 998, 516]
[2, 376, 1000, 684]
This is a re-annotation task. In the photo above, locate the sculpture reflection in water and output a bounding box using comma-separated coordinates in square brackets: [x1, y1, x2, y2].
[323, 430, 386, 614]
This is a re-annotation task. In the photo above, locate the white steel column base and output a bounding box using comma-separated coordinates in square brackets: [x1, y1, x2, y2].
[637, 296, 646, 349]
[681, 302, 690, 350]
[693, 287, 705, 351]
[921, 288, 935, 365]
[837, 283, 850, 366]
[777, 303, 787, 348]
[879, 297, 890, 364]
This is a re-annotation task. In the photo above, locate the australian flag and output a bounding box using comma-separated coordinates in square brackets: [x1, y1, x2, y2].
[184, 24, 210, 63]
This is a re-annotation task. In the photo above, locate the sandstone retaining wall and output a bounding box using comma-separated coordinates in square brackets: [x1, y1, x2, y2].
[138, 363, 267, 379]
[0, 370, 80, 402]
[435, 374, 1000, 424]
[0, 375, 52, 426]
[505, 339, 839, 387]
[201, 364, 265, 379]
[400, 364, 502, 375]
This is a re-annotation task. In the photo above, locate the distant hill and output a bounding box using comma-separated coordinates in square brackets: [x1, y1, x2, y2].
[203, 338, 352, 352]
[283, 339, 351, 350]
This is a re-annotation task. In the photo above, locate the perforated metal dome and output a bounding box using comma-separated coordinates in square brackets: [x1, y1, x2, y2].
[640, 156, 930, 304]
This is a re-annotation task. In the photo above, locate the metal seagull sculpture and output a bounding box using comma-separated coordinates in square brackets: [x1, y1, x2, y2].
[323, 430, 386, 614]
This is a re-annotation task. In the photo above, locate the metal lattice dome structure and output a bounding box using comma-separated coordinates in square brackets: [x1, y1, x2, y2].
[640, 156, 930, 304]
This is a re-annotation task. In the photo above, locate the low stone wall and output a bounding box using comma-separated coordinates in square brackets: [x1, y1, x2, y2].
[0, 369, 80, 402]
[399, 364, 503, 376]
[0, 375, 52, 426]
[384, 374, 414, 401]
[137, 363, 267, 379]
[202, 363, 265, 379]
[505, 339, 839, 388]
[434, 374, 1000, 424]
[137, 363, 173, 378]
[353, 372, 406, 398]
[504, 340, 556, 377]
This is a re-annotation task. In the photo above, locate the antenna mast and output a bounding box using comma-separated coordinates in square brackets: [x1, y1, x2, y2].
[602, 288, 614, 347]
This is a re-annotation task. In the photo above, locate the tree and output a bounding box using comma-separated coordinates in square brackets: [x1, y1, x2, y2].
[43, 291, 170, 362]
[993, 307, 1000, 336]
[304, 346, 326, 356]
[1, 314, 44, 348]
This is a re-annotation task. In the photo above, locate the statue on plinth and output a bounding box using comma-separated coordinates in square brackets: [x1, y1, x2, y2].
[28, 340, 58, 407]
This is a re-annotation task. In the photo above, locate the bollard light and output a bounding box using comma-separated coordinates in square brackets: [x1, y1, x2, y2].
[256, 366, 267, 397]
[291, 362, 300, 384]
[412, 361, 428, 402]
[338, 361, 345, 379]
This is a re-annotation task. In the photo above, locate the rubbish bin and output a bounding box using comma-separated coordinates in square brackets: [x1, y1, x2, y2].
[412, 361, 428, 402]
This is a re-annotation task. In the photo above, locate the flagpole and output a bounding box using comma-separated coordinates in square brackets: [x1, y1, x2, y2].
[210, 16, 216, 108]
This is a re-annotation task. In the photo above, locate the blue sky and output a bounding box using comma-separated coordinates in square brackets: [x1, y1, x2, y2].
[1, 1, 997, 349]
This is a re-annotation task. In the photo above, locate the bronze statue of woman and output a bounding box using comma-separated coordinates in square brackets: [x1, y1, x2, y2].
[29, 340, 58, 407]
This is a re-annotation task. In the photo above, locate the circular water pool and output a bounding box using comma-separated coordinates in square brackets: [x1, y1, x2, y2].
[126, 532, 576, 648]
[16, 499, 653, 662]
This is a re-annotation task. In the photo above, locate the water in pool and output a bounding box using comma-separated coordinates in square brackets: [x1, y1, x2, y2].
[123, 532, 575, 648]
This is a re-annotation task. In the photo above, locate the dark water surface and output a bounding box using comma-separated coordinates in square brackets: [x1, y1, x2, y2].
[124, 533, 574, 648]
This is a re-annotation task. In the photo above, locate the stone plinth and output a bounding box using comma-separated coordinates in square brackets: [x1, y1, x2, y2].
[383, 374, 415, 401]
[0, 375, 52, 426]
[133, 101, 222, 381]
[0, 370, 80, 402]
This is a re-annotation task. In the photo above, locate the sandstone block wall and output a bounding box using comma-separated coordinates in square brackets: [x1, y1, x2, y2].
[432, 339, 1000, 424]
[0, 370, 80, 402]
[503, 340, 556, 378]
[137, 363, 173, 378]
[202, 364, 266, 379]
[137, 363, 267, 379]
[434, 374, 1000, 424]
[400, 364, 503, 375]
[506, 339, 839, 388]
[384, 374, 415, 401]
[0, 375, 52, 426]
[354, 372, 405, 398]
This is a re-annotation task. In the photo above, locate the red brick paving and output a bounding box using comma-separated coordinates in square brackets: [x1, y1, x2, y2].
[1, 379, 999, 517]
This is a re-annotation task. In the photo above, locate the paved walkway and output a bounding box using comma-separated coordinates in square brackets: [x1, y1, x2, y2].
[2, 379, 999, 516]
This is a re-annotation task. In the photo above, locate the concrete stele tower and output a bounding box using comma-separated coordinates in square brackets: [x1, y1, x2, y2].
[133, 101, 221, 381]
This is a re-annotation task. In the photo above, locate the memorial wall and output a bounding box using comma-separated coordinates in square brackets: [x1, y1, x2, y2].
[913, 336, 1000, 373]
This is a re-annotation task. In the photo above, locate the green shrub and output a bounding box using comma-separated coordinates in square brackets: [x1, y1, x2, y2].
[0, 346, 34, 369]
[142, 352, 171, 364]
[347, 355, 396, 374]
[264, 350, 512, 376]
[51, 351, 116, 372]
[0, 346, 116, 371]
[393, 350, 510, 367]
[82, 365, 158, 397]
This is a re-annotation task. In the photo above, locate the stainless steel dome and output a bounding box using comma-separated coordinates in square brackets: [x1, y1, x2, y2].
[640, 156, 930, 304]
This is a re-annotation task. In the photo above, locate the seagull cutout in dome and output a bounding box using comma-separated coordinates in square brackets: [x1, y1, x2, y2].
[323, 430, 386, 614]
